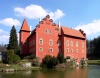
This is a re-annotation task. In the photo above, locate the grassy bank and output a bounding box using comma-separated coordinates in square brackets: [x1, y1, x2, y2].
[0, 63, 41, 72]
[88, 60, 100, 65]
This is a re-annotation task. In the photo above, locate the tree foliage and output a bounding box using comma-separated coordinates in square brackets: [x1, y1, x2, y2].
[87, 36, 100, 59]
[7, 25, 19, 53]
[41, 55, 58, 68]
[6, 50, 20, 64]
[57, 52, 64, 63]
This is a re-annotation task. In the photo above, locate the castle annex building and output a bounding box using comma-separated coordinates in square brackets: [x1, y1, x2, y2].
[19, 15, 86, 62]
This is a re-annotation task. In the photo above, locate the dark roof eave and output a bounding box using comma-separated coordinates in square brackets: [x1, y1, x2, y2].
[63, 34, 86, 39]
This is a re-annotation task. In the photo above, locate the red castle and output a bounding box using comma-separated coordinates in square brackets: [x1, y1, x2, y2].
[19, 15, 86, 62]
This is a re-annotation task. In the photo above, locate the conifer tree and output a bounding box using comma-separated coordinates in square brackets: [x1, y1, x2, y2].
[7, 25, 19, 53]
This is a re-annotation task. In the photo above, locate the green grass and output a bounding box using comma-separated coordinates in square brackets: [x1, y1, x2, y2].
[88, 60, 100, 65]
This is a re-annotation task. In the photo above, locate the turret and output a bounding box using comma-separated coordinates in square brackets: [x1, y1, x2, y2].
[19, 19, 30, 46]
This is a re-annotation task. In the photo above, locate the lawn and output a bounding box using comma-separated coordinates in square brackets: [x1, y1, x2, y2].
[88, 60, 100, 65]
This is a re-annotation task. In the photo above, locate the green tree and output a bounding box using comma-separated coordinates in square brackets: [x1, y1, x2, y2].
[6, 50, 20, 64]
[7, 25, 19, 53]
[57, 52, 64, 63]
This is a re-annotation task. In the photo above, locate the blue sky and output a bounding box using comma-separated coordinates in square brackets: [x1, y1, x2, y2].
[0, 0, 100, 44]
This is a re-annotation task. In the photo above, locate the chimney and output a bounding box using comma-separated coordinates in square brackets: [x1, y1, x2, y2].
[58, 22, 60, 28]
[58, 22, 61, 35]
[30, 26, 31, 34]
[39, 18, 41, 22]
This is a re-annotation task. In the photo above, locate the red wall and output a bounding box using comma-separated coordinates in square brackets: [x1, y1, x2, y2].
[19, 31, 30, 54]
[63, 36, 86, 62]
[35, 19, 59, 61]
[28, 33, 36, 56]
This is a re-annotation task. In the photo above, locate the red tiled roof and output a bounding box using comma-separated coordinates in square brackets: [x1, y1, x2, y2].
[20, 19, 30, 31]
[61, 26, 85, 38]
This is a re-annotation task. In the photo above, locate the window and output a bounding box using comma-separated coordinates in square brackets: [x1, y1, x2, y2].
[70, 49, 73, 52]
[76, 42, 78, 47]
[58, 40, 61, 46]
[45, 30, 48, 33]
[82, 50, 84, 53]
[58, 48, 61, 52]
[39, 47, 43, 52]
[70, 41, 73, 46]
[82, 42, 84, 48]
[39, 38, 43, 45]
[49, 30, 52, 34]
[66, 40, 69, 46]
[66, 48, 69, 52]
[45, 29, 52, 34]
[50, 48, 53, 52]
[33, 39, 35, 45]
[49, 39, 53, 46]
[76, 49, 78, 53]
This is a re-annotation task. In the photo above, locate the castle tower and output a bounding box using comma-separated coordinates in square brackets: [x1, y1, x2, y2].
[19, 19, 30, 54]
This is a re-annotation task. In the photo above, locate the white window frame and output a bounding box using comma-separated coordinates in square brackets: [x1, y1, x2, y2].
[66, 40, 69, 46]
[49, 30, 52, 34]
[39, 47, 43, 52]
[50, 48, 53, 52]
[49, 39, 53, 46]
[39, 38, 43, 45]
[66, 48, 69, 52]
[76, 42, 78, 47]
[82, 42, 84, 48]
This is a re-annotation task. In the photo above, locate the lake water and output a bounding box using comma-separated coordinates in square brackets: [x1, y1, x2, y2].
[0, 65, 100, 78]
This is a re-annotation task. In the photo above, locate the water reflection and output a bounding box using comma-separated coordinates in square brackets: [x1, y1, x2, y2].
[0, 65, 100, 78]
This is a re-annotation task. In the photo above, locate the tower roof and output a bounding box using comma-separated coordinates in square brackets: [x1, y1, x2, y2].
[20, 19, 30, 32]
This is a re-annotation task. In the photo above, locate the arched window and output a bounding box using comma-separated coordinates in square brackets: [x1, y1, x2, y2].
[66, 48, 69, 52]
[39, 47, 43, 52]
[66, 40, 69, 46]
[76, 42, 78, 47]
[39, 38, 43, 45]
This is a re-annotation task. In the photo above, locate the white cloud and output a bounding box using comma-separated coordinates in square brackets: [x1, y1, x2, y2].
[0, 29, 9, 44]
[14, 4, 65, 21]
[75, 19, 100, 35]
[49, 9, 65, 21]
[0, 35, 9, 42]
[0, 18, 21, 27]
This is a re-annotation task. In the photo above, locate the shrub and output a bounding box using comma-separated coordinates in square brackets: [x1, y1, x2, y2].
[12, 54, 20, 63]
[6, 50, 20, 64]
[41, 55, 58, 68]
[24, 54, 36, 60]
[80, 58, 87, 66]
[7, 54, 20, 64]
